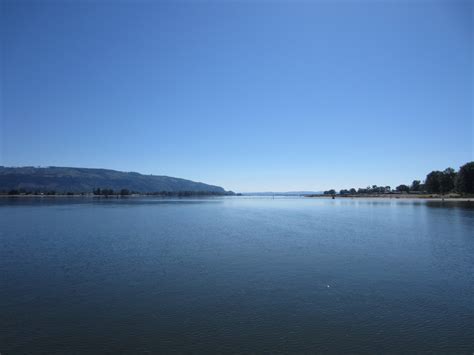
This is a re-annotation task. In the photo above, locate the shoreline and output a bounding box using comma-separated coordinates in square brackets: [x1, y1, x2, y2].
[0, 194, 237, 199]
[304, 194, 473, 201]
[0, 194, 472, 202]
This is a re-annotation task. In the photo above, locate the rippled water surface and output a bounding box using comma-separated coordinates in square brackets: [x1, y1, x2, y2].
[1, 197, 473, 353]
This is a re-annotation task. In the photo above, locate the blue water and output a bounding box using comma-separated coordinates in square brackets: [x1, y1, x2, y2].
[1, 197, 473, 353]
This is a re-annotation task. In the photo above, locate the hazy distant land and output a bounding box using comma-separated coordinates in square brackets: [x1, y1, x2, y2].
[0, 166, 234, 196]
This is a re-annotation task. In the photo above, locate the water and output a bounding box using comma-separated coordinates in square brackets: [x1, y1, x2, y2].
[1, 197, 473, 353]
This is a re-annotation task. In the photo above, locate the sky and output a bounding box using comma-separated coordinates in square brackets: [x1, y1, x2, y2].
[1, 0, 472, 192]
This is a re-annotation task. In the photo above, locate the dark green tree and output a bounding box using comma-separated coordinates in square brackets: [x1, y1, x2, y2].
[396, 184, 410, 193]
[120, 188, 130, 196]
[439, 168, 456, 193]
[426, 169, 457, 194]
[455, 162, 474, 194]
[425, 171, 442, 193]
[410, 180, 421, 192]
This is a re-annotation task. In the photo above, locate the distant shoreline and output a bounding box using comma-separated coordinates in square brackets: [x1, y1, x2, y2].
[304, 194, 473, 201]
[0, 194, 472, 202]
[0, 194, 233, 198]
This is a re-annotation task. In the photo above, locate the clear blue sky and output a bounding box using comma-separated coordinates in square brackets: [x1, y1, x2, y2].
[1, 0, 472, 192]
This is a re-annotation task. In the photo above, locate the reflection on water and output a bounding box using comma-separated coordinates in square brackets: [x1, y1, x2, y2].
[1, 197, 473, 353]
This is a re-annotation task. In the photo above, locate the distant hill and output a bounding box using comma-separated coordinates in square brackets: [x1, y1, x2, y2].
[0, 166, 230, 194]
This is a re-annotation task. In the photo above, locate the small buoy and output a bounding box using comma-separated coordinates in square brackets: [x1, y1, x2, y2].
[327, 285, 330, 288]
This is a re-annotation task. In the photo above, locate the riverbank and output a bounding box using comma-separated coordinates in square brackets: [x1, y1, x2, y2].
[0, 193, 235, 198]
[305, 194, 473, 201]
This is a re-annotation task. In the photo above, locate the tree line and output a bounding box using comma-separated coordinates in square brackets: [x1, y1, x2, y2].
[92, 188, 233, 196]
[2, 188, 234, 196]
[323, 161, 473, 196]
[4, 189, 64, 196]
